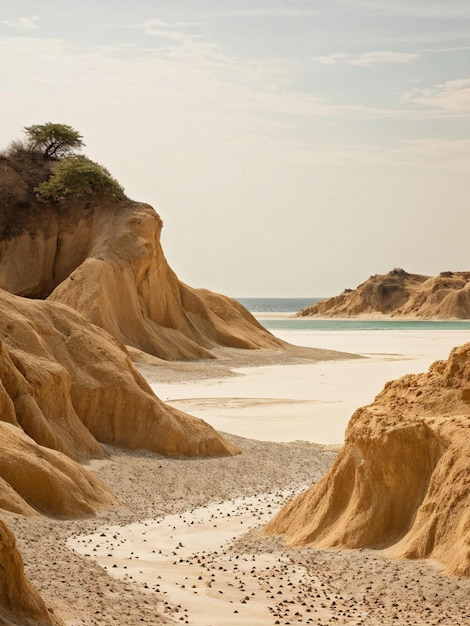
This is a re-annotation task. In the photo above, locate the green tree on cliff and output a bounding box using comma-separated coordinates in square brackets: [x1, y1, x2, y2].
[24, 123, 84, 159]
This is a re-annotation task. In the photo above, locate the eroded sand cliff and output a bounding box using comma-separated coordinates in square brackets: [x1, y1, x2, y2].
[0, 289, 239, 477]
[264, 342, 470, 577]
[0, 152, 283, 359]
[299, 268, 470, 319]
[0, 519, 61, 625]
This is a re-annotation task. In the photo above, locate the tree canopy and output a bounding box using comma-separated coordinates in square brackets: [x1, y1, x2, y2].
[35, 155, 125, 202]
[24, 123, 84, 159]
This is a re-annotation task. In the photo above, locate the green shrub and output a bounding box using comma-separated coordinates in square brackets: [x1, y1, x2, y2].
[35, 155, 125, 201]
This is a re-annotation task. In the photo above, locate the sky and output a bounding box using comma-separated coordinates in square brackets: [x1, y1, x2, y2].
[1, 1, 470, 297]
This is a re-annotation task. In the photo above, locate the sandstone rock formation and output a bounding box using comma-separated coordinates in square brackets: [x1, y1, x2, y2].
[298, 268, 470, 319]
[47, 204, 283, 358]
[0, 285, 239, 525]
[0, 519, 61, 625]
[0, 289, 239, 621]
[264, 343, 470, 577]
[0, 153, 283, 360]
[0, 150, 248, 626]
[0, 422, 118, 518]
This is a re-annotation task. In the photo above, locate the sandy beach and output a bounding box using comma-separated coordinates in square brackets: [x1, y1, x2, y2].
[145, 325, 470, 444]
[3, 327, 470, 625]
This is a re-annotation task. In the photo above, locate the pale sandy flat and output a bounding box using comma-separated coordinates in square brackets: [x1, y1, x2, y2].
[146, 328, 470, 444]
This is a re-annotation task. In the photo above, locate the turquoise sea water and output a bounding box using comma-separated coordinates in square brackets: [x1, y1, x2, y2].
[261, 318, 470, 331]
[236, 298, 470, 332]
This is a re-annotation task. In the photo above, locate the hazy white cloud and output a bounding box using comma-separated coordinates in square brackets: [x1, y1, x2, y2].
[0, 36, 301, 144]
[365, 137, 470, 171]
[0, 15, 39, 30]
[118, 18, 295, 99]
[274, 135, 470, 172]
[129, 19, 204, 52]
[131, 19, 202, 39]
[0, 33, 446, 168]
[403, 78, 470, 114]
[128, 19, 242, 77]
[348, 50, 419, 67]
[313, 56, 336, 66]
[420, 43, 470, 53]
[312, 53, 350, 66]
[213, 6, 319, 18]
[399, 138, 470, 162]
[312, 50, 418, 67]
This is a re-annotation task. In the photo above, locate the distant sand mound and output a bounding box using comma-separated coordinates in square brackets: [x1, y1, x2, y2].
[298, 268, 470, 319]
[264, 343, 470, 577]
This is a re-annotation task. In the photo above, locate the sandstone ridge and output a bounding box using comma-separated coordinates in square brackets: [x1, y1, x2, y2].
[264, 343, 470, 577]
[0, 288, 239, 519]
[298, 268, 470, 319]
[0, 153, 283, 360]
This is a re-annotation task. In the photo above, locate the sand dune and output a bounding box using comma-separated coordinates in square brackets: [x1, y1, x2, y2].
[2, 351, 470, 623]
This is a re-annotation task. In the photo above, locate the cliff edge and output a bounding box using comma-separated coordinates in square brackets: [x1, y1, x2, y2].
[0, 151, 283, 360]
[264, 343, 470, 577]
[299, 268, 470, 319]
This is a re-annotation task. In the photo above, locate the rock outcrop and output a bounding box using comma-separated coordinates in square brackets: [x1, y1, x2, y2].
[0, 287, 239, 519]
[264, 343, 470, 577]
[0, 519, 61, 625]
[0, 149, 247, 626]
[299, 268, 470, 319]
[0, 153, 283, 359]
[47, 206, 283, 358]
[0, 423, 118, 518]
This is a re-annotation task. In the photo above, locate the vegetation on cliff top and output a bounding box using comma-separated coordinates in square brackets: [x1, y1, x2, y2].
[24, 122, 85, 160]
[34, 155, 124, 201]
[1, 123, 125, 204]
